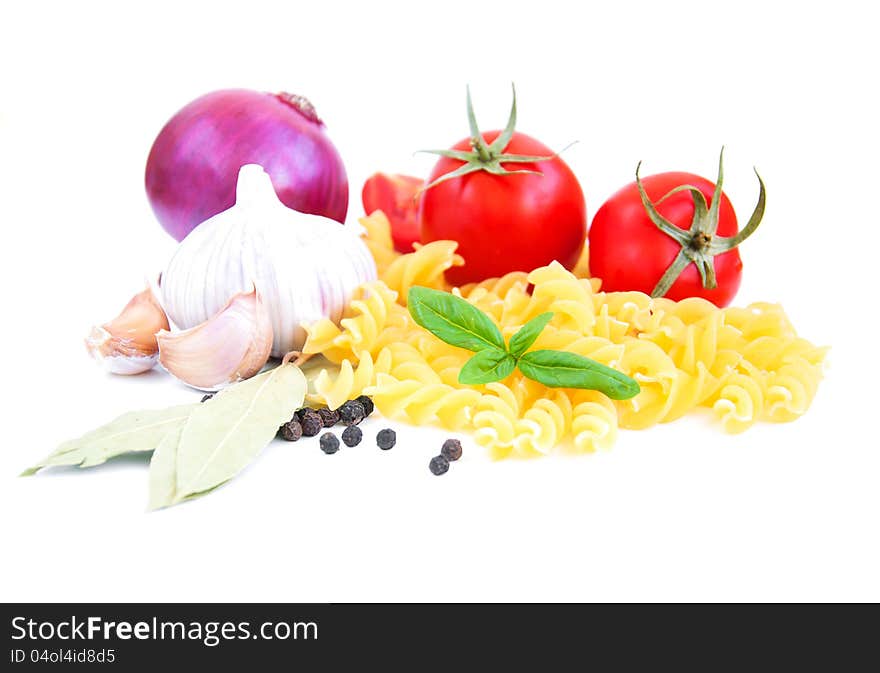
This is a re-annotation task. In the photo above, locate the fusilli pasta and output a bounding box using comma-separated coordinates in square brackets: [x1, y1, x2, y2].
[302, 280, 409, 364]
[303, 250, 826, 453]
[359, 211, 399, 275]
[381, 241, 464, 303]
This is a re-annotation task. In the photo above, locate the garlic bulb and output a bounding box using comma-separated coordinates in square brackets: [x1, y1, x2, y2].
[85, 287, 169, 374]
[157, 287, 273, 391]
[161, 164, 376, 358]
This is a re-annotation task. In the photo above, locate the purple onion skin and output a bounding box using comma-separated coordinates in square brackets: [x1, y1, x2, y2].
[145, 89, 349, 241]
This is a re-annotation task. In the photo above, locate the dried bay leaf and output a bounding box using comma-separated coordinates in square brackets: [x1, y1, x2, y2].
[147, 425, 182, 510]
[22, 404, 198, 476]
[148, 426, 230, 510]
[166, 362, 306, 506]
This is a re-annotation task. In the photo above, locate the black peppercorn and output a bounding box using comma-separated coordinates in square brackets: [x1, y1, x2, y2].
[298, 409, 323, 437]
[429, 455, 449, 475]
[339, 400, 366, 426]
[319, 432, 340, 454]
[355, 395, 375, 417]
[279, 420, 303, 442]
[317, 407, 340, 428]
[376, 428, 396, 450]
[440, 438, 463, 461]
[200, 394, 213, 403]
[341, 425, 363, 447]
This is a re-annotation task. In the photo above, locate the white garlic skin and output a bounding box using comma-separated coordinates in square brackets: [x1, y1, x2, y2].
[86, 330, 160, 375]
[85, 286, 169, 375]
[160, 165, 377, 358]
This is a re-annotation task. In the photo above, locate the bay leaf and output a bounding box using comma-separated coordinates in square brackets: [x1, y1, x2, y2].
[22, 404, 198, 476]
[149, 425, 231, 510]
[147, 425, 182, 511]
[170, 363, 306, 504]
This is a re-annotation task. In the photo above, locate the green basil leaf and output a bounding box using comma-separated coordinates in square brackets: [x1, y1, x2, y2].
[518, 350, 640, 400]
[507, 312, 554, 358]
[408, 286, 505, 353]
[458, 348, 517, 385]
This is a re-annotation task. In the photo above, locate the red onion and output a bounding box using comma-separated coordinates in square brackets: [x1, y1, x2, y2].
[145, 89, 348, 241]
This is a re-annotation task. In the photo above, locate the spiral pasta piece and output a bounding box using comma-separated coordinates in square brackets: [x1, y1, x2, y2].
[359, 210, 400, 275]
[381, 241, 464, 302]
[762, 357, 824, 423]
[364, 374, 481, 430]
[312, 349, 394, 410]
[569, 390, 618, 453]
[300, 319, 353, 365]
[472, 382, 522, 459]
[713, 372, 765, 433]
[571, 244, 591, 278]
[514, 392, 573, 456]
[501, 262, 596, 332]
[302, 281, 409, 363]
[458, 272, 530, 302]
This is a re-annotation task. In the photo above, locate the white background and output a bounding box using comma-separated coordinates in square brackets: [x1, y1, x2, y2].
[1, 0, 877, 602]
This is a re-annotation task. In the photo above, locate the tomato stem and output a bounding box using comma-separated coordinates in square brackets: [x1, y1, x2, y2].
[635, 148, 766, 298]
[417, 84, 560, 192]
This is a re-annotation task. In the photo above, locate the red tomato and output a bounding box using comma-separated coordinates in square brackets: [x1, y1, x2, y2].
[589, 172, 744, 306]
[419, 130, 586, 286]
[362, 173, 423, 252]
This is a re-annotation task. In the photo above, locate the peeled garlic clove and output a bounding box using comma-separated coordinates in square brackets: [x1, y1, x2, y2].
[85, 287, 170, 375]
[157, 287, 273, 391]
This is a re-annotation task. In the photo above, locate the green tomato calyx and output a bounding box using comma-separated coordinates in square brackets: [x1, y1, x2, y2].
[419, 84, 559, 191]
[636, 147, 767, 298]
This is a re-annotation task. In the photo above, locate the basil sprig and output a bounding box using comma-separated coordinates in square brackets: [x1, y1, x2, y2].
[407, 287, 640, 400]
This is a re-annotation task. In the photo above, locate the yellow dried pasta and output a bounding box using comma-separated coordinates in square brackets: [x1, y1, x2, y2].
[365, 373, 481, 430]
[302, 280, 409, 364]
[569, 389, 618, 453]
[381, 241, 464, 303]
[359, 211, 399, 276]
[310, 349, 394, 410]
[302, 252, 826, 452]
[359, 208, 464, 301]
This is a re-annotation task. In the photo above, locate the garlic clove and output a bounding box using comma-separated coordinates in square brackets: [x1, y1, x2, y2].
[156, 287, 274, 391]
[85, 287, 170, 375]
